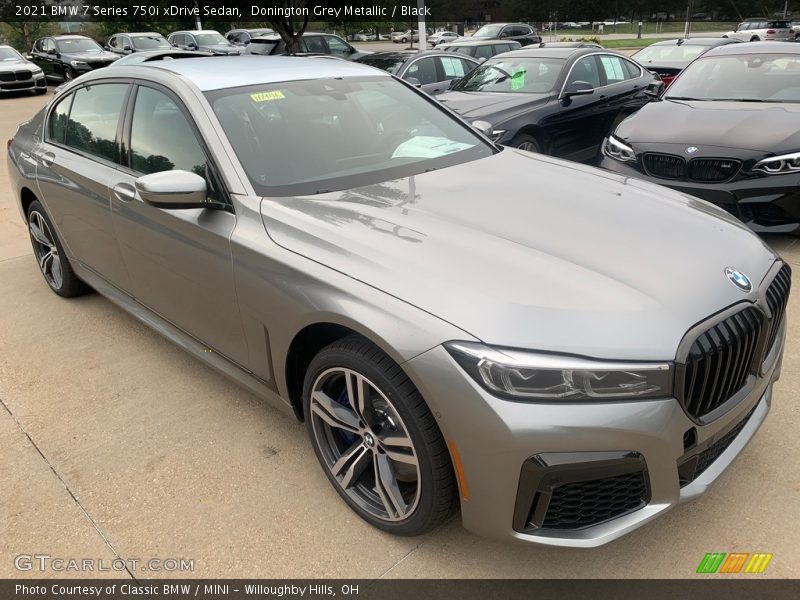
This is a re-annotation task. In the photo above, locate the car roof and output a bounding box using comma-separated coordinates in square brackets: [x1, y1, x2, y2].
[144, 55, 384, 90]
[362, 50, 471, 59]
[171, 30, 221, 35]
[51, 34, 91, 40]
[648, 37, 739, 46]
[498, 47, 605, 59]
[439, 39, 518, 46]
[703, 40, 800, 56]
[128, 32, 164, 37]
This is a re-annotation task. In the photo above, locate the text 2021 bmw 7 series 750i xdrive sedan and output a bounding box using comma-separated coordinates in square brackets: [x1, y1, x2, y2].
[7, 56, 790, 546]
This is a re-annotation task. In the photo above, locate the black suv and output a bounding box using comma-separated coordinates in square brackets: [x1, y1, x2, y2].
[470, 23, 540, 46]
[30, 34, 118, 82]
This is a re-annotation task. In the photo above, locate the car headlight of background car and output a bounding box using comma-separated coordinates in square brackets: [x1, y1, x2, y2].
[70, 60, 89, 68]
[753, 151, 800, 175]
[446, 342, 672, 401]
[603, 135, 636, 162]
[30, 66, 43, 75]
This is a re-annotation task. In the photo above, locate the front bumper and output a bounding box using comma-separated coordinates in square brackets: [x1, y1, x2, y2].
[0, 74, 46, 92]
[405, 333, 782, 547]
[600, 155, 800, 234]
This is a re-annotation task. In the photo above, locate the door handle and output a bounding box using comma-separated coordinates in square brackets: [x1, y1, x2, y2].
[112, 182, 136, 203]
[35, 151, 55, 167]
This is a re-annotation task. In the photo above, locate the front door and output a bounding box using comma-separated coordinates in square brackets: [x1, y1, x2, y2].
[109, 83, 247, 364]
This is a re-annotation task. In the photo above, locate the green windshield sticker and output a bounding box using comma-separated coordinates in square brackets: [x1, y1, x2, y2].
[250, 91, 286, 103]
[510, 68, 526, 91]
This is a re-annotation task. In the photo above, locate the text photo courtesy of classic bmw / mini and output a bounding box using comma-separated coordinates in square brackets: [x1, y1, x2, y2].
[2, 0, 800, 590]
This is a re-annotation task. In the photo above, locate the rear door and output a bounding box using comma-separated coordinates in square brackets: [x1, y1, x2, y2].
[108, 82, 246, 364]
[33, 82, 133, 291]
[596, 54, 650, 128]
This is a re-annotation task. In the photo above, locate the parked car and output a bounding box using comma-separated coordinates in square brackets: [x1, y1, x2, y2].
[470, 22, 540, 46]
[429, 31, 460, 46]
[350, 30, 383, 42]
[436, 47, 661, 160]
[8, 55, 789, 548]
[245, 33, 369, 60]
[792, 20, 800, 40]
[224, 28, 274, 46]
[391, 30, 420, 44]
[0, 45, 47, 94]
[356, 50, 480, 95]
[631, 37, 741, 87]
[437, 39, 522, 61]
[601, 42, 800, 233]
[537, 41, 604, 49]
[168, 30, 243, 55]
[723, 19, 791, 42]
[30, 34, 119, 82]
[107, 32, 171, 55]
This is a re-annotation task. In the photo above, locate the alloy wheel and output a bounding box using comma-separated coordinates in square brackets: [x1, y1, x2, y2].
[309, 367, 421, 522]
[517, 141, 538, 151]
[29, 211, 63, 289]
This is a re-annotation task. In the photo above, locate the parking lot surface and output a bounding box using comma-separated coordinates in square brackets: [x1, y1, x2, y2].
[1, 92, 799, 578]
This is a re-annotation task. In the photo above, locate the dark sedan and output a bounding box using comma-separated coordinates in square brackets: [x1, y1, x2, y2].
[601, 42, 800, 233]
[631, 37, 741, 87]
[30, 35, 119, 82]
[436, 47, 661, 161]
[437, 39, 522, 61]
[356, 51, 479, 95]
[106, 32, 172, 55]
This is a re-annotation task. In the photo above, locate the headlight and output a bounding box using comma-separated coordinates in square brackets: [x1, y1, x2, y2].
[603, 135, 636, 162]
[753, 151, 800, 175]
[70, 60, 88, 68]
[445, 342, 672, 401]
[30, 66, 43, 74]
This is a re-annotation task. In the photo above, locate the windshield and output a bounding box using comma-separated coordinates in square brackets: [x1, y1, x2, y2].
[472, 25, 503, 39]
[0, 47, 23, 61]
[633, 44, 708, 63]
[194, 33, 227, 46]
[56, 38, 103, 53]
[132, 35, 171, 50]
[205, 77, 493, 196]
[356, 55, 407, 75]
[247, 39, 279, 55]
[456, 57, 564, 93]
[666, 53, 800, 102]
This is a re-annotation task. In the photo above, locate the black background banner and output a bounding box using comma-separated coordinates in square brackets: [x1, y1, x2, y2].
[1, 1, 467, 23]
[2, 580, 800, 600]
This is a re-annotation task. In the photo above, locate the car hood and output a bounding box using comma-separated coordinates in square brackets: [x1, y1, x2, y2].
[0, 58, 36, 70]
[61, 51, 118, 62]
[615, 99, 800, 152]
[201, 44, 240, 54]
[437, 91, 550, 122]
[259, 150, 777, 360]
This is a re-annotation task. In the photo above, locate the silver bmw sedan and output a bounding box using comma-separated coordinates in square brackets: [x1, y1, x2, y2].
[6, 56, 790, 547]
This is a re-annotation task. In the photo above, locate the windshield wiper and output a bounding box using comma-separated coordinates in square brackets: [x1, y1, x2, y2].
[666, 96, 703, 101]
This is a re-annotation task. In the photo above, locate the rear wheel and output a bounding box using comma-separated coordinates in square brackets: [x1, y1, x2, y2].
[303, 335, 456, 536]
[751, 36, 760, 42]
[27, 201, 89, 297]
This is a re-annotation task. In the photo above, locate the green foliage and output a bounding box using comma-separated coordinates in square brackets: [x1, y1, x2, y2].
[0, 22, 59, 52]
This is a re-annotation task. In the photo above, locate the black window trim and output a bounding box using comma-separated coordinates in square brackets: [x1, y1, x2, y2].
[120, 80, 233, 211]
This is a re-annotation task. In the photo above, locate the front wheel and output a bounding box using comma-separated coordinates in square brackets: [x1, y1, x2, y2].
[303, 335, 456, 536]
[63, 66, 74, 81]
[27, 201, 89, 297]
[513, 133, 541, 153]
[751, 36, 760, 42]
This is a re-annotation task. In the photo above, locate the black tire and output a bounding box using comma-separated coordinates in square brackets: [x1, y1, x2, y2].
[303, 334, 456, 536]
[401, 37, 408, 43]
[63, 66, 75, 81]
[513, 133, 541, 153]
[26, 201, 90, 298]
[751, 36, 760, 42]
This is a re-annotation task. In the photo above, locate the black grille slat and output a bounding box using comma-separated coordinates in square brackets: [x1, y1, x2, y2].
[541, 471, 648, 530]
[681, 307, 763, 419]
[688, 158, 741, 183]
[643, 153, 685, 180]
[763, 265, 791, 359]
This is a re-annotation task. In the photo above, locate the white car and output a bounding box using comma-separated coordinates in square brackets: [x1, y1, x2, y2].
[391, 30, 420, 43]
[791, 21, 800, 40]
[724, 19, 792, 41]
[429, 31, 460, 46]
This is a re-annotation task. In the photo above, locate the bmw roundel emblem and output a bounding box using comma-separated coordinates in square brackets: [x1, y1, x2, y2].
[725, 267, 752, 292]
[686, 146, 699, 154]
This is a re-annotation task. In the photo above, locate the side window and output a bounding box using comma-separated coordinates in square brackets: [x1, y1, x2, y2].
[454, 47, 473, 56]
[475, 45, 493, 60]
[108, 36, 118, 49]
[239, 32, 251, 44]
[129, 86, 208, 179]
[65, 84, 128, 162]
[567, 56, 601, 88]
[171, 34, 183, 46]
[622, 58, 641, 78]
[599, 55, 631, 84]
[121, 36, 132, 50]
[405, 57, 438, 85]
[438, 56, 468, 79]
[48, 92, 73, 144]
[304, 36, 327, 53]
[43, 39, 56, 53]
[226, 31, 237, 42]
[326, 35, 351, 56]
[185, 34, 196, 47]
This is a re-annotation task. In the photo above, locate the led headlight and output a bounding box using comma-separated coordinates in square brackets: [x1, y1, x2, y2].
[753, 151, 800, 175]
[603, 135, 636, 162]
[31, 66, 43, 75]
[446, 342, 672, 401]
[70, 60, 88, 68]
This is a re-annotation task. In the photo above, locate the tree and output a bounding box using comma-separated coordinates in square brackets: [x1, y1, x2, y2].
[264, 0, 310, 54]
[0, 22, 59, 52]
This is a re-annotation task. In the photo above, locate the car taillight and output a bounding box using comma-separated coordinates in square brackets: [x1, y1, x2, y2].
[661, 75, 676, 87]
[767, 29, 776, 34]
[6, 139, 12, 151]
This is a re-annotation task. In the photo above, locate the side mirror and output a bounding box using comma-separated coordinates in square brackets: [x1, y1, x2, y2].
[135, 171, 212, 209]
[499, 32, 508, 39]
[24, 53, 33, 60]
[448, 77, 462, 89]
[47, 48, 56, 55]
[562, 80, 594, 98]
[405, 77, 422, 88]
[645, 80, 665, 98]
[123, 45, 132, 52]
[471, 120, 494, 138]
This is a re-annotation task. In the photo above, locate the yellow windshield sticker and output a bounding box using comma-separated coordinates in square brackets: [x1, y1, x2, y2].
[250, 91, 286, 102]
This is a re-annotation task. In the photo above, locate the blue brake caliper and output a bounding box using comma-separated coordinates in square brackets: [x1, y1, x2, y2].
[335, 386, 359, 445]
